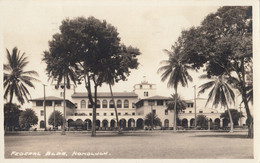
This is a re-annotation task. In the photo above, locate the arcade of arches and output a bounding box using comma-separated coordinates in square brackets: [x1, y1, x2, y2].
[66, 117, 231, 130]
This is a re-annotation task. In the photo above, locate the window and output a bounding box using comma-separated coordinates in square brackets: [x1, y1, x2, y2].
[144, 92, 148, 97]
[199, 110, 203, 113]
[36, 101, 43, 106]
[88, 101, 92, 108]
[74, 103, 78, 108]
[117, 100, 122, 108]
[148, 100, 155, 106]
[182, 111, 185, 113]
[189, 111, 192, 113]
[118, 112, 121, 116]
[40, 110, 44, 116]
[150, 85, 152, 88]
[46, 101, 52, 106]
[104, 113, 107, 116]
[132, 103, 136, 108]
[157, 100, 163, 106]
[96, 113, 99, 116]
[96, 100, 100, 108]
[102, 100, 107, 108]
[152, 110, 156, 114]
[124, 100, 129, 108]
[125, 112, 128, 115]
[81, 100, 86, 108]
[109, 100, 114, 108]
[89, 113, 92, 116]
[165, 110, 168, 115]
[188, 103, 194, 108]
[132, 112, 135, 115]
[111, 113, 114, 116]
[140, 85, 142, 89]
[55, 101, 62, 106]
[211, 111, 214, 113]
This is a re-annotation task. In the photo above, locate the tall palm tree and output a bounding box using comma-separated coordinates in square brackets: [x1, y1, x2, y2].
[4, 47, 39, 104]
[4, 47, 39, 132]
[167, 93, 187, 126]
[43, 48, 79, 135]
[158, 45, 193, 132]
[198, 74, 235, 132]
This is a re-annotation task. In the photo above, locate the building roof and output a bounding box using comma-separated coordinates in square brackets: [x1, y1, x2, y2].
[30, 96, 65, 101]
[71, 92, 138, 98]
[143, 95, 171, 100]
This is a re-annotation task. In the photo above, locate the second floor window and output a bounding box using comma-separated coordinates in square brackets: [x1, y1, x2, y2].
[124, 100, 129, 108]
[81, 100, 86, 108]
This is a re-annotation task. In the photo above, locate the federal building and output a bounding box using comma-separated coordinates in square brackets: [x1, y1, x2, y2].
[30, 79, 246, 130]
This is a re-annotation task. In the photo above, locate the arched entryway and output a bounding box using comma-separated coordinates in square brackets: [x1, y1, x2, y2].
[67, 119, 74, 128]
[190, 118, 195, 127]
[119, 119, 126, 129]
[110, 119, 116, 129]
[223, 118, 229, 128]
[136, 118, 144, 129]
[102, 119, 109, 128]
[96, 120, 101, 129]
[164, 119, 169, 128]
[40, 120, 45, 129]
[84, 119, 92, 130]
[182, 118, 188, 127]
[128, 118, 135, 128]
[214, 118, 220, 129]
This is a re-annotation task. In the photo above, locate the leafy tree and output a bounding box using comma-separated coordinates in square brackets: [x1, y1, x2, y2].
[167, 93, 187, 122]
[178, 7, 253, 137]
[43, 33, 79, 135]
[4, 47, 39, 104]
[198, 74, 235, 132]
[220, 109, 244, 126]
[4, 103, 22, 131]
[48, 110, 64, 128]
[144, 113, 161, 128]
[19, 109, 38, 130]
[158, 41, 193, 132]
[43, 16, 140, 137]
[101, 45, 140, 133]
[196, 115, 208, 129]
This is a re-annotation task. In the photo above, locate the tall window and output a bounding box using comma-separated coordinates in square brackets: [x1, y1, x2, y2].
[117, 100, 122, 108]
[88, 101, 92, 108]
[46, 100, 52, 106]
[96, 100, 100, 108]
[144, 92, 148, 97]
[81, 100, 86, 109]
[165, 110, 168, 115]
[157, 100, 163, 106]
[102, 100, 107, 108]
[55, 101, 62, 106]
[109, 100, 114, 108]
[124, 100, 129, 108]
[40, 110, 44, 116]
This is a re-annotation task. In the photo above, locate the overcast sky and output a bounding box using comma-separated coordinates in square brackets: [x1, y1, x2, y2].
[2, 0, 251, 109]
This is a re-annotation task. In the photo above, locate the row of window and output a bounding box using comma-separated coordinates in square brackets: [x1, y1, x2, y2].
[79, 99, 134, 109]
[40, 110, 135, 116]
[36, 101, 62, 107]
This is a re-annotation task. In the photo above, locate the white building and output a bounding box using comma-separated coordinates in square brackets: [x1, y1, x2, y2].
[30, 80, 246, 130]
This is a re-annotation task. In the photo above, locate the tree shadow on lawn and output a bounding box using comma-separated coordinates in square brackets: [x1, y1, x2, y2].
[192, 134, 250, 139]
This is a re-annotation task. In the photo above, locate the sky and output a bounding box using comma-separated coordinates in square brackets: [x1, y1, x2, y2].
[1, 0, 254, 109]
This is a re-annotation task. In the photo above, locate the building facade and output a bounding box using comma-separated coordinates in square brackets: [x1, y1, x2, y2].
[30, 80, 246, 130]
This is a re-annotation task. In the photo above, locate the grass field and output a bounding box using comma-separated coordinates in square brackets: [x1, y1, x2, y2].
[4, 131, 253, 159]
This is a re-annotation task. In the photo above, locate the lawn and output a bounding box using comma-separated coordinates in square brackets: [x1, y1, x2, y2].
[4, 131, 253, 159]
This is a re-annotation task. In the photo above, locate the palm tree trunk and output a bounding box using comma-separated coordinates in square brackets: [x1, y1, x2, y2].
[173, 88, 177, 132]
[108, 83, 121, 134]
[61, 76, 66, 135]
[5, 97, 14, 134]
[227, 107, 233, 133]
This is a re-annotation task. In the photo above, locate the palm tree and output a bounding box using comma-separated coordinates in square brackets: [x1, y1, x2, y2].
[198, 74, 235, 132]
[4, 47, 39, 105]
[4, 47, 39, 132]
[43, 47, 79, 135]
[166, 93, 187, 126]
[158, 44, 193, 132]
